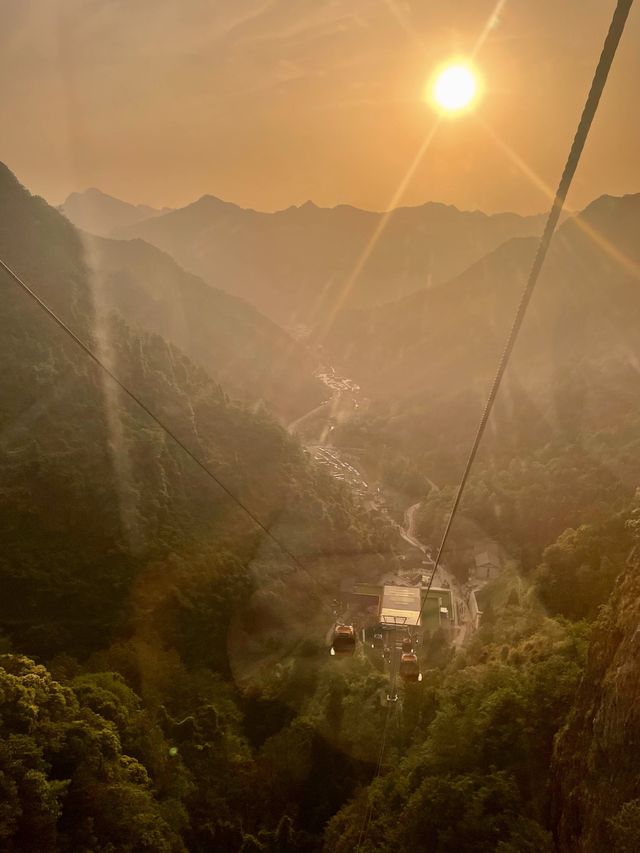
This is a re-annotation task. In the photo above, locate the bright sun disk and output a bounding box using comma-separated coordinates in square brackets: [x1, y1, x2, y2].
[432, 63, 478, 113]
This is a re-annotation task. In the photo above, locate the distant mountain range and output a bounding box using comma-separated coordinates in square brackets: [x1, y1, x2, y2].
[61, 188, 172, 237]
[325, 193, 640, 399]
[58, 182, 640, 464]
[61, 188, 546, 327]
[0, 161, 382, 662]
[52, 185, 327, 422]
[325, 192, 640, 486]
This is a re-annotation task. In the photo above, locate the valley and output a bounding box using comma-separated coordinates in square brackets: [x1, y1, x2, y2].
[2, 160, 639, 852]
[291, 360, 476, 650]
[3, 2, 639, 849]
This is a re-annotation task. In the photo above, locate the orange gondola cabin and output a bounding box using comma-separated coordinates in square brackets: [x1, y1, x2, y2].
[399, 652, 422, 682]
[331, 625, 356, 657]
[331, 624, 356, 657]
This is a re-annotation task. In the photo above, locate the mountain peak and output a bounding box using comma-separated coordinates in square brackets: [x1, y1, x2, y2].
[190, 193, 243, 214]
[577, 191, 640, 219]
[0, 161, 24, 195]
[60, 187, 172, 237]
[77, 187, 109, 199]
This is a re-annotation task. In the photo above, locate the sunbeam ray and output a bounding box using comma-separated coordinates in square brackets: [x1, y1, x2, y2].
[479, 116, 640, 281]
[317, 120, 441, 338]
[472, 0, 509, 57]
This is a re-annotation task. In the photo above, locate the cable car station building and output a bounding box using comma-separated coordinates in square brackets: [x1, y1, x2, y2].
[379, 585, 422, 628]
[340, 577, 454, 635]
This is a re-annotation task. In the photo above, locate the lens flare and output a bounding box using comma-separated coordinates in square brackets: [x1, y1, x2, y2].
[431, 63, 479, 113]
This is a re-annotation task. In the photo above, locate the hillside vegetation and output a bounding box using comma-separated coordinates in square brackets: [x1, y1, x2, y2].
[325, 194, 640, 405]
[329, 195, 640, 572]
[1, 163, 394, 654]
[2, 164, 639, 851]
[79, 232, 325, 422]
[551, 504, 640, 853]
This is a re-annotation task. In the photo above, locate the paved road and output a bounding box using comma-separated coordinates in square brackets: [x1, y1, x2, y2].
[400, 502, 473, 647]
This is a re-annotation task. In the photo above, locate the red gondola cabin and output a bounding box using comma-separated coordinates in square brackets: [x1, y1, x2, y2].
[399, 652, 422, 682]
[331, 624, 356, 657]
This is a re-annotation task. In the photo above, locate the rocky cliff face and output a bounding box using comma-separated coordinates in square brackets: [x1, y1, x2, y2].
[552, 501, 640, 852]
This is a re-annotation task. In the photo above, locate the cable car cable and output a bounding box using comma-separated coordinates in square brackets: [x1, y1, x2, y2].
[356, 691, 394, 851]
[416, 0, 634, 626]
[356, 630, 402, 850]
[357, 4, 634, 848]
[0, 255, 337, 599]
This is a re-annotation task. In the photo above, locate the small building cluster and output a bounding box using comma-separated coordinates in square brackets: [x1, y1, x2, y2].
[472, 543, 502, 581]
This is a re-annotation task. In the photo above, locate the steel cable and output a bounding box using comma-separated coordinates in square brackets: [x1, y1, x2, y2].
[0, 256, 337, 599]
[417, 0, 634, 625]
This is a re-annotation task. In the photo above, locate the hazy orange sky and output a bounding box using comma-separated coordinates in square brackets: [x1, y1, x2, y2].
[2, 0, 639, 214]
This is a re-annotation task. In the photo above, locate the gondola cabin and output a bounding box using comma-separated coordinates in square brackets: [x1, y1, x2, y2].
[331, 624, 356, 657]
[399, 652, 422, 682]
[401, 636, 414, 653]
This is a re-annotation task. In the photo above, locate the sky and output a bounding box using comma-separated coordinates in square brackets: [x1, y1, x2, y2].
[2, 0, 639, 214]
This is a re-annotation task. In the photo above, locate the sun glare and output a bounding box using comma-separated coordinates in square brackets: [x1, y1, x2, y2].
[431, 63, 479, 114]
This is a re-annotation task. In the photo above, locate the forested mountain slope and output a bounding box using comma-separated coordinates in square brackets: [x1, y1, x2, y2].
[552, 505, 640, 852]
[322, 195, 640, 589]
[0, 161, 391, 660]
[325, 193, 640, 403]
[111, 193, 544, 325]
[0, 164, 401, 849]
[3, 162, 639, 851]
[61, 187, 171, 237]
[322, 498, 640, 853]
[325, 602, 588, 853]
[79, 233, 325, 421]
[328, 194, 640, 487]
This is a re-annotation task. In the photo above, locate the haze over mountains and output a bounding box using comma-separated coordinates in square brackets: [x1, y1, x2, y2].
[60, 181, 640, 476]
[58, 179, 640, 486]
[5, 0, 640, 844]
[58, 187, 325, 421]
[63, 187, 546, 327]
[5, 161, 640, 851]
[61, 187, 172, 238]
[326, 192, 640, 403]
[323, 193, 640, 509]
[82, 234, 324, 421]
[0, 162, 386, 654]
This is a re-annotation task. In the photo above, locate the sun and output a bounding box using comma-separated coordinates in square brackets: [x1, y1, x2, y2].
[430, 62, 480, 114]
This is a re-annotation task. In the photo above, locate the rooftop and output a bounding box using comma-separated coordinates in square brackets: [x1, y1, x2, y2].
[379, 585, 422, 626]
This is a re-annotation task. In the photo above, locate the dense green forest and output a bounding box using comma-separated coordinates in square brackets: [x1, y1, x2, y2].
[3, 495, 638, 851]
[2, 163, 640, 851]
[0, 166, 396, 849]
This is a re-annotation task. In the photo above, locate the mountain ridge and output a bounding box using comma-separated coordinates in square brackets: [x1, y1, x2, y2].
[0, 161, 389, 663]
[322, 191, 640, 396]
[81, 230, 325, 421]
[104, 191, 546, 325]
[60, 187, 173, 237]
